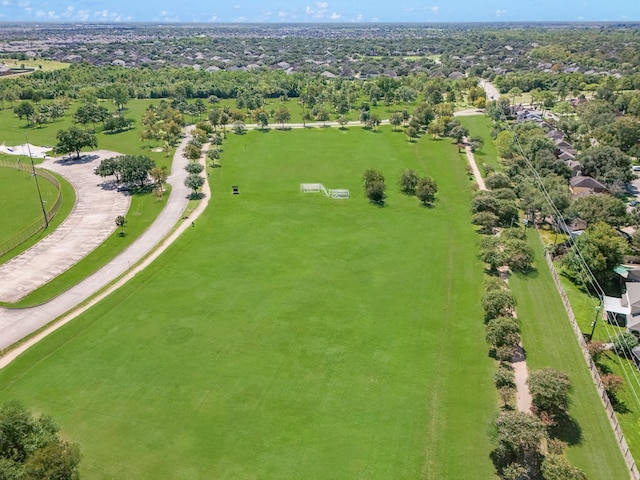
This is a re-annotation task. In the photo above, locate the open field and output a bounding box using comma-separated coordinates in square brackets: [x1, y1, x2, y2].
[0, 127, 497, 479]
[509, 229, 629, 479]
[0, 167, 75, 265]
[0, 166, 59, 245]
[0, 58, 70, 73]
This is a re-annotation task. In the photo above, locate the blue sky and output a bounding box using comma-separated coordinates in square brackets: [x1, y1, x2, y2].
[0, 0, 638, 23]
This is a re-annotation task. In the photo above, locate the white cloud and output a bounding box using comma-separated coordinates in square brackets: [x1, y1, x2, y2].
[209, 14, 218, 21]
[35, 9, 44, 16]
[330, 12, 340, 19]
[431, 6, 439, 14]
[355, 13, 363, 21]
[305, 5, 313, 14]
[1, 0, 11, 6]
[18, 0, 29, 7]
[232, 4, 240, 9]
[402, 7, 415, 12]
[77, 9, 90, 21]
[315, 1, 328, 8]
[496, 9, 507, 17]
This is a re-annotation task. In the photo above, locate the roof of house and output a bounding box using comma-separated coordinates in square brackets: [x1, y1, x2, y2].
[559, 151, 576, 161]
[624, 283, 640, 309]
[569, 176, 607, 190]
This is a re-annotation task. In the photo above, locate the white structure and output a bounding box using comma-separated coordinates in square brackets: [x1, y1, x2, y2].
[300, 183, 348, 199]
[328, 189, 350, 199]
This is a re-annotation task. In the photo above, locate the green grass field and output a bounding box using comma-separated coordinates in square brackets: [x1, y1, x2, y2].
[0, 166, 59, 245]
[0, 127, 498, 479]
[509, 230, 629, 479]
[457, 115, 501, 174]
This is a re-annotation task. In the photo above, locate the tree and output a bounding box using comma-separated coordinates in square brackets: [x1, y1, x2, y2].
[0, 402, 80, 480]
[399, 169, 419, 195]
[117, 155, 155, 187]
[337, 116, 348, 129]
[185, 173, 204, 196]
[14, 102, 34, 126]
[55, 126, 97, 158]
[252, 108, 269, 130]
[427, 120, 445, 139]
[561, 222, 627, 288]
[363, 170, 385, 204]
[95, 156, 121, 182]
[184, 143, 202, 162]
[486, 317, 521, 355]
[540, 454, 586, 480]
[149, 166, 167, 195]
[23, 440, 81, 480]
[404, 126, 418, 142]
[115, 215, 126, 235]
[390, 112, 403, 132]
[578, 146, 632, 190]
[485, 172, 512, 190]
[449, 125, 468, 143]
[495, 411, 546, 465]
[315, 108, 330, 126]
[185, 162, 204, 174]
[415, 176, 438, 205]
[482, 289, 516, 320]
[473, 211, 499, 235]
[103, 115, 134, 133]
[527, 368, 571, 417]
[611, 331, 639, 357]
[568, 194, 628, 227]
[274, 107, 291, 128]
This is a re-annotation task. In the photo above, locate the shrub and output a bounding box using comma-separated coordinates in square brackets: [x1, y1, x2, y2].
[527, 368, 571, 417]
[486, 317, 521, 349]
[482, 289, 516, 320]
[399, 168, 419, 195]
[495, 362, 516, 388]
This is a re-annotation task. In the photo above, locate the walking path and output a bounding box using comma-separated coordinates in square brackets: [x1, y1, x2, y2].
[0, 151, 130, 303]
[0, 129, 195, 353]
[461, 106, 532, 413]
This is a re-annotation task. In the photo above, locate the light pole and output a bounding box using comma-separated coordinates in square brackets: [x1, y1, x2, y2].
[26, 141, 49, 229]
[589, 304, 602, 341]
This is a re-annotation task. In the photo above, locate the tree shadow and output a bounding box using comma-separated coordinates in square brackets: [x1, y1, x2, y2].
[55, 154, 99, 165]
[547, 412, 582, 446]
[188, 192, 205, 200]
[609, 393, 631, 414]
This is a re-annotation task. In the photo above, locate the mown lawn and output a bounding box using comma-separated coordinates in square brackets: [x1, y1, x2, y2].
[0, 166, 59, 245]
[509, 229, 629, 479]
[457, 115, 501, 174]
[0, 126, 497, 479]
[0, 166, 76, 265]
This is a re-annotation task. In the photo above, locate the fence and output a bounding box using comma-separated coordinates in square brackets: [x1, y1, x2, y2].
[537, 228, 640, 479]
[0, 160, 63, 257]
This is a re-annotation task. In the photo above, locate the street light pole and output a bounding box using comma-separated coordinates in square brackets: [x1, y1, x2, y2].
[589, 304, 602, 341]
[26, 140, 49, 229]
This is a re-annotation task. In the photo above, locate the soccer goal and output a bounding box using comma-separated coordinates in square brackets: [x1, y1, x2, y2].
[300, 183, 325, 194]
[328, 189, 350, 199]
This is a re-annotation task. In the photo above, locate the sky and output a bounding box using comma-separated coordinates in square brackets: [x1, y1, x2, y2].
[0, 0, 638, 23]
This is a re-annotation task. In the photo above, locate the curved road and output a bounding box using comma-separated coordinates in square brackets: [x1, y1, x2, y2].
[0, 131, 194, 352]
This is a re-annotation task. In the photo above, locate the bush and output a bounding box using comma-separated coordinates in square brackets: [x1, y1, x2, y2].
[482, 289, 516, 320]
[399, 168, 419, 195]
[527, 368, 571, 417]
[611, 331, 638, 357]
[540, 454, 586, 480]
[363, 170, 386, 204]
[415, 176, 438, 205]
[495, 362, 516, 388]
[184, 162, 204, 174]
[487, 317, 521, 349]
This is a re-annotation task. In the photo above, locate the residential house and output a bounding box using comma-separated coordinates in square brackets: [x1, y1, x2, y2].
[569, 176, 607, 196]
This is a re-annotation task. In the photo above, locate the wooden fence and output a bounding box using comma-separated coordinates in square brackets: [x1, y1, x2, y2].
[0, 160, 63, 257]
[537, 229, 640, 479]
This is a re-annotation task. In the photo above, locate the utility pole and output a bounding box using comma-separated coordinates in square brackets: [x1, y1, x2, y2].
[25, 138, 49, 229]
[589, 304, 602, 341]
